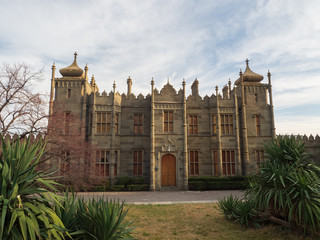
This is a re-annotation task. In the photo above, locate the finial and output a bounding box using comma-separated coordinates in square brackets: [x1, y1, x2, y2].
[74, 52, 78, 60]
[267, 70, 271, 77]
[182, 78, 185, 84]
[215, 85, 218, 91]
[167, 77, 169, 84]
[151, 77, 154, 85]
[128, 76, 131, 80]
[85, 63, 88, 70]
[239, 69, 243, 75]
[52, 62, 56, 69]
[245, 58, 249, 67]
[228, 78, 231, 84]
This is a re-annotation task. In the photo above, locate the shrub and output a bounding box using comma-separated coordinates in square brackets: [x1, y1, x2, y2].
[0, 136, 65, 239]
[127, 184, 149, 191]
[116, 177, 146, 186]
[110, 185, 126, 191]
[189, 176, 249, 190]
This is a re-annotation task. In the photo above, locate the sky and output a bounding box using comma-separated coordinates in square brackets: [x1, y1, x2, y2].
[0, 0, 319, 135]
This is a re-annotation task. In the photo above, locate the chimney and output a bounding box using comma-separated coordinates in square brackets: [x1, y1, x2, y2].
[127, 76, 132, 95]
[191, 78, 199, 97]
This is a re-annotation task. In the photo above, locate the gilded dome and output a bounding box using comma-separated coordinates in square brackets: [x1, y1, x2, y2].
[235, 59, 264, 85]
[59, 52, 84, 77]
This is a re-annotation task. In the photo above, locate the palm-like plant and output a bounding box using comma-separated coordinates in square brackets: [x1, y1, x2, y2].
[0, 137, 66, 240]
[248, 136, 320, 233]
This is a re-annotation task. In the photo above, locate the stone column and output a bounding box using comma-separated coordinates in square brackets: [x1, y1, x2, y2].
[240, 70, 249, 175]
[110, 81, 116, 184]
[234, 86, 242, 175]
[268, 71, 276, 138]
[216, 86, 223, 176]
[182, 79, 188, 190]
[49, 63, 56, 117]
[150, 79, 156, 191]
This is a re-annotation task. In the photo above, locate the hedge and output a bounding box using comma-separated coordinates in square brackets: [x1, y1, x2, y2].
[188, 176, 249, 190]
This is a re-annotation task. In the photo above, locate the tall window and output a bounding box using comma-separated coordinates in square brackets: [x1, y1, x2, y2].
[95, 150, 110, 177]
[133, 150, 143, 176]
[222, 150, 235, 176]
[96, 113, 111, 134]
[212, 115, 217, 135]
[114, 151, 118, 176]
[67, 89, 71, 99]
[59, 151, 70, 175]
[65, 112, 71, 134]
[164, 111, 173, 133]
[255, 115, 261, 136]
[189, 150, 199, 176]
[255, 150, 264, 168]
[188, 115, 198, 135]
[213, 150, 218, 176]
[254, 93, 258, 103]
[115, 113, 119, 134]
[221, 114, 233, 135]
[134, 114, 143, 134]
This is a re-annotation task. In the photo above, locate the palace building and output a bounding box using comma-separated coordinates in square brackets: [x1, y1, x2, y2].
[49, 53, 276, 190]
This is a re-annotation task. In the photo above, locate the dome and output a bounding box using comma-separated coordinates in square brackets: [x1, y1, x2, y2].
[235, 59, 264, 85]
[59, 52, 84, 77]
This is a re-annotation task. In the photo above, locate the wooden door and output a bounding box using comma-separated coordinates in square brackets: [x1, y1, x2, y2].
[161, 154, 176, 186]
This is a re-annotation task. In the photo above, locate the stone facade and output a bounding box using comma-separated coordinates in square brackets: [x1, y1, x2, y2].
[49, 53, 277, 190]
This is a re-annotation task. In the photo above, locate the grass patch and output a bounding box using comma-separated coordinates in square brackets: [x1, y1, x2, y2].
[126, 203, 318, 240]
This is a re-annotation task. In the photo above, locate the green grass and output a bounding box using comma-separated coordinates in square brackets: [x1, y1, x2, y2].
[126, 203, 319, 240]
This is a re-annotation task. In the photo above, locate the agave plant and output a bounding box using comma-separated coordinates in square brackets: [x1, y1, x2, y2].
[76, 198, 134, 240]
[0, 136, 66, 240]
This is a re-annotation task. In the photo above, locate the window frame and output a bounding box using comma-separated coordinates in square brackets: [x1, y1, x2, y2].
[222, 150, 235, 176]
[189, 150, 199, 176]
[133, 150, 143, 177]
[163, 111, 173, 133]
[95, 150, 110, 177]
[220, 114, 234, 135]
[188, 115, 198, 135]
[134, 114, 143, 135]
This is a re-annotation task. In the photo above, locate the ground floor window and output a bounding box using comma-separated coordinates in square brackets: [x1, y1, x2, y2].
[222, 150, 235, 176]
[95, 150, 110, 177]
[212, 150, 218, 176]
[189, 150, 199, 176]
[133, 150, 143, 176]
[255, 150, 264, 169]
[59, 150, 70, 175]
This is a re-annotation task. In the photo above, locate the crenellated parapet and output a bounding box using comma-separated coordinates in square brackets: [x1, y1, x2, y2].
[0, 133, 46, 143]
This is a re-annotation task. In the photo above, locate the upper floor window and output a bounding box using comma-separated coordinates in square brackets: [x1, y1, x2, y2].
[254, 93, 258, 103]
[164, 111, 173, 133]
[134, 114, 143, 134]
[221, 114, 233, 135]
[189, 150, 199, 176]
[255, 115, 261, 136]
[188, 115, 198, 135]
[67, 89, 71, 99]
[212, 115, 217, 135]
[96, 113, 111, 134]
[115, 113, 119, 134]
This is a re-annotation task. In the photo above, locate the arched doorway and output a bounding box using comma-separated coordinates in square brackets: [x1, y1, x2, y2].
[161, 154, 176, 187]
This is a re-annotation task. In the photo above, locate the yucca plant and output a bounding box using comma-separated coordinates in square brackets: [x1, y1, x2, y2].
[76, 198, 134, 240]
[0, 136, 66, 240]
[248, 136, 320, 233]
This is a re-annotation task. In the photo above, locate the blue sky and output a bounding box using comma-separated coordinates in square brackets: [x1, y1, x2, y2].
[0, 0, 319, 135]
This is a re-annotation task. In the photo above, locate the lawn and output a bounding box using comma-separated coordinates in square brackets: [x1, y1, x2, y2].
[126, 203, 318, 240]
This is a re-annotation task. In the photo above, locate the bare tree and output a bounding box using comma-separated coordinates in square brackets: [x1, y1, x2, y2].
[0, 63, 47, 137]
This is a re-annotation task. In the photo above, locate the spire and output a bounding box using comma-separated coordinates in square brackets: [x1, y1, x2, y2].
[74, 51, 78, 60]
[245, 58, 249, 67]
[84, 63, 88, 80]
